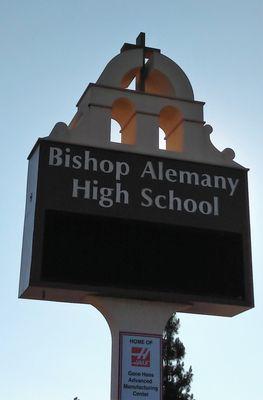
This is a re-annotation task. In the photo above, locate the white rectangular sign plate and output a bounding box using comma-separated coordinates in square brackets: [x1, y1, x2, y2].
[119, 332, 162, 400]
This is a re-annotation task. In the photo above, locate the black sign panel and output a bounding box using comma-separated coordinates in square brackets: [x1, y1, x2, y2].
[19, 139, 253, 316]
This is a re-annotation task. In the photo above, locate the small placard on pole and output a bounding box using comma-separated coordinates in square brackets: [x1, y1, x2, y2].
[119, 332, 162, 400]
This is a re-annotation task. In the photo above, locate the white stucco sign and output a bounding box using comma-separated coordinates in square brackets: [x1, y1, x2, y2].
[119, 332, 162, 400]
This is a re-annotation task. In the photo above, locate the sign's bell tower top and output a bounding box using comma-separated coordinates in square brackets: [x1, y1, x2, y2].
[95, 32, 194, 101]
[49, 33, 239, 169]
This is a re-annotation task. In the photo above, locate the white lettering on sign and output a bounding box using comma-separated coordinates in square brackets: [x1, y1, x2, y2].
[47, 145, 241, 215]
[72, 179, 129, 208]
[119, 333, 162, 400]
[140, 161, 239, 197]
[141, 189, 219, 216]
[49, 147, 130, 180]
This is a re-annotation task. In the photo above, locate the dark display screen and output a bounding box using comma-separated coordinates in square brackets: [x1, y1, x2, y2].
[41, 210, 245, 300]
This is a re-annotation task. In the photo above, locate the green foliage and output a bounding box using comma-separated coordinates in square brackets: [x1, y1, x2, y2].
[163, 314, 195, 400]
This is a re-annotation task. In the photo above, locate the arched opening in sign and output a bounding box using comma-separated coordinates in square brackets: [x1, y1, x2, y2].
[121, 67, 140, 91]
[126, 76, 136, 91]
[159, 106, 184, 151]
[121, 65, 175, 97]
[111, 98, 136, 145]
[110, 119, 122, 143]
[159, 128, 166, 150]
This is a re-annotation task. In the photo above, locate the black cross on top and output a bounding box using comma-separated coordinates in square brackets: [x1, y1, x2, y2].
[121, 32, 160, 91]
[121, 32, 160, 58]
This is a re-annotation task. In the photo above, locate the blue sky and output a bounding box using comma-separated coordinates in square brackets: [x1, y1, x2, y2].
[1, 1, 263, 399]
